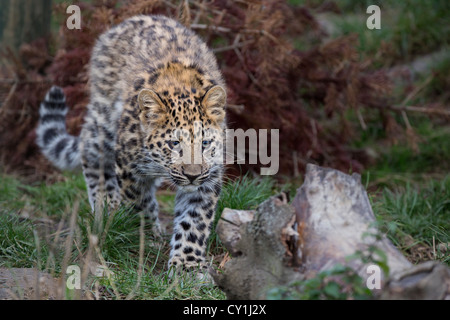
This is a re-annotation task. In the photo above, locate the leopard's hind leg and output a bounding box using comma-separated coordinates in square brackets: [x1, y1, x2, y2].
[116, 164, 162, 235]
[80, 98, 122, 212]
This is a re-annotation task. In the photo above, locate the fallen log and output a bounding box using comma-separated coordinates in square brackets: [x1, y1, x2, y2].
[212, 164, 450, 299]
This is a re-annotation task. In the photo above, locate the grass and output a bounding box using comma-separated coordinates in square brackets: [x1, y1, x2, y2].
[0, 213, 47, 268]
[0, 170, 277, 299]
[372, 177, 450, 264]
[1, 155, 448, 299]
[217, 174, 275, 213]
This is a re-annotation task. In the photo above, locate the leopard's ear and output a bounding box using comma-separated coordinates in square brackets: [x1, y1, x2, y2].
[138, 89, 166, 125]
[202, 85, 226, 123]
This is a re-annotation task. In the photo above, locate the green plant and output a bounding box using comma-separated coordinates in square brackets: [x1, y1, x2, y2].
[266, 263, 373, 300]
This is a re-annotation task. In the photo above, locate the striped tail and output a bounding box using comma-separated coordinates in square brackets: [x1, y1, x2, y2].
[36, 86, 81, 170]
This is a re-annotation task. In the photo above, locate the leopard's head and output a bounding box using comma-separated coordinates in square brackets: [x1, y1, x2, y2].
[138, 85, 226, 189]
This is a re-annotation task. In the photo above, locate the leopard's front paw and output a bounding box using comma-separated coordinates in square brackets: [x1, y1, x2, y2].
[168, 255, 207, 270]
[167, 257, 214, 285]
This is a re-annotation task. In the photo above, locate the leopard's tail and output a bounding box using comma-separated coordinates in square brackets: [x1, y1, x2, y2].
[36, 86, 82, 170]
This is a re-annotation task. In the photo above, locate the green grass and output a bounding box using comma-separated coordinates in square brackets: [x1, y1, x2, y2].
[2, 159, 447, 300]
[373, 177, 450, 264]
[1, 163, 449, 299]
[0, 173, 90, 216]
[0, 213, 48, 268]
[0, 171, 277, 299]
[217, 173, 275, 213]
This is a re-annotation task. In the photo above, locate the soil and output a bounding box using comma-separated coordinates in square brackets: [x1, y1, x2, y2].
[0, 268, 60, 300]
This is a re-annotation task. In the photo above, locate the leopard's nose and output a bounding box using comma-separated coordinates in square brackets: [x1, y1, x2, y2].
[184, 172, 201, 183]
[182, 164, 202, 183]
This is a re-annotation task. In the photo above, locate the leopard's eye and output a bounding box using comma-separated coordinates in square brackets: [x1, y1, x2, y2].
[168, 140, 180, 149]
[202, 140, 212, 148]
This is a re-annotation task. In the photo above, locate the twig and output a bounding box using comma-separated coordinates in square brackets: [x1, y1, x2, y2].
[356, 109, 367, 131]
[398, 74, 435, 130]
[292, 151, 299, 177]
[212, 40, 253, 53]
[60, 201, 80, 299]
[0, 80, 17, 117]
[190, 0, 224, 16]
[126, 211, 146, 300]
[161, 0, 177, 9]
[94, 244, 121, 299]
[232, 34, 259, 86]
[191, 0, 205, 24]
[389, 105, 450, 117]
[433, 236, 436, 260]
[401, 75, 433, 106]
[401, 110, 413, 131]
[247, 29, 283, 46]
[219, 252, 230, 269]
[190, 23, 232, 33]
[226, 104, 245, 114]
[191, 23, 281, 44]
[0, 78, 52, 83]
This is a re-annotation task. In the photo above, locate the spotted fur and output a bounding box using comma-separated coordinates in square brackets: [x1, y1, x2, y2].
[37, 15, 227, 269]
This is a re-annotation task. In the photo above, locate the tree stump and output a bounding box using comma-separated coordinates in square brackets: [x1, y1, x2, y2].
[212, 164, 450, 299]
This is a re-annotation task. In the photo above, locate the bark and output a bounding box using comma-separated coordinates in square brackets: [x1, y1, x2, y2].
[292, 164, 412, 279]
[212, 164, 450, 300]
[213, 193, 299, 300]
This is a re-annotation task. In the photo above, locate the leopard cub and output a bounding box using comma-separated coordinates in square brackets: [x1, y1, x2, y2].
[37, 15, 227, 269]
